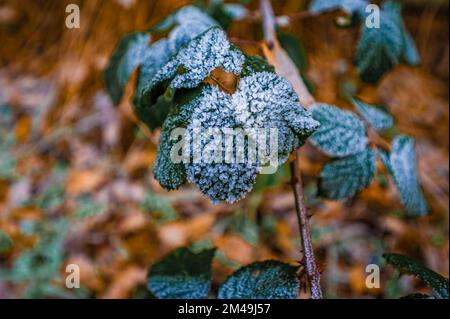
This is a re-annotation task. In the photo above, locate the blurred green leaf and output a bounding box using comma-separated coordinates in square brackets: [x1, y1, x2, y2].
[224, 212, 259, 246]
[74, 196, 107, 219]
[104, 32, 150, 104]
[147, 246, 216, 299]
[141, 191, 178, 225]
[0, 230, 13, 254]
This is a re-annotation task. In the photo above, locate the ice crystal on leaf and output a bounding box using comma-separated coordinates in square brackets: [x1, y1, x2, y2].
[309, 103, 367, 157]
[233, 72, 319, 163]
[151, 27, 244, 90]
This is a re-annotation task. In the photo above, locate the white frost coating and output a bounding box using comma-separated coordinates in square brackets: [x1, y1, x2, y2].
[185, 86, 260, 204]
[175, 73, 318, 203]
[168, 6, 218, 52]
[310, 103, 368, 157]
[233, 72, 319, 162]
[154, 27, 244, 90]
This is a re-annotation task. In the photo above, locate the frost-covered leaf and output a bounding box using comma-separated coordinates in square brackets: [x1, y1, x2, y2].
[186, 73, 317, 203]
[184, 85, 261, 204]
[104, 32, 150, 104]
[153, 71, 318, 203]
[320, 149, 376, 199]
[136, 27, 244, 125]
[218, 260, 299, 299]
[147, 27, 243, 95]
[149, 5, 217, 38]
[147, 247, 216, 299]
[133, 39, 174, 129]
[310, 103, 367, 157]
[401, 30, 420, 66]
[232, 72, 319, 163]
[383, 1, 420, 66]
[153, 87, 205, 191]
[382, 135, 428, 216]
[352, 97, 394, 131]
[309, 0, 368, 15]
[355, 1, 419, 83]
[384, 253, 449, 299]
[241, 54, 275, 77]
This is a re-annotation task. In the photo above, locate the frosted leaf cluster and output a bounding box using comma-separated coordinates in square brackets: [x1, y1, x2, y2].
[106, 5, 319, 204]
[309, 103, 367, 157]
[154, 72, 319, 203]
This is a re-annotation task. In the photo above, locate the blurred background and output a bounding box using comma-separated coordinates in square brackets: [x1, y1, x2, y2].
[0, 0, 448, 299]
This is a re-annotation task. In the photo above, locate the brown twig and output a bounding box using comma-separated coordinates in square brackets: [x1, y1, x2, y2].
[259, 0, 323, 299]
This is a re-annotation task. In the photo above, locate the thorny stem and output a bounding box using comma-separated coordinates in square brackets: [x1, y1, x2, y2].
[290, 157, 323, 299]
[259, 0, 323, 299]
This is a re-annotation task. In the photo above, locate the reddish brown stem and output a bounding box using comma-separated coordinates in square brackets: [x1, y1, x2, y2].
[259, 0, 323, 299]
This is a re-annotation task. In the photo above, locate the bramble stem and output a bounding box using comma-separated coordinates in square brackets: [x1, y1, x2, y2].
[259, 0, 323, 299]
[290, 156, 323, 299]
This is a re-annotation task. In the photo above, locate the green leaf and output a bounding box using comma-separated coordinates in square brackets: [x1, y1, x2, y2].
[74, 196, 107, 220]
[141, 190, 178, 224]
[383, 253, 449, 299]
[0, 230, 13, 254]
[218, 260, 299, 299]
[355, 1, 419, 83]
[309, 0, 368, 15]
[104, 32, 150, 105]
[383, 1, 420, 66]
[147, 247, 216, 299]
[139, 27, 244, 112]
[381, 135, 428, 216]
[352, 97, 394, 131]
[277, 32, 308, 72]
[152, 87, 205, 191]
[182, 73, 318, 203]
[224, 212, 259, 246]
[355, 2, 402, 83]
[310, 103, 368, 157]
[319, 149, 376, 199]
